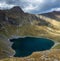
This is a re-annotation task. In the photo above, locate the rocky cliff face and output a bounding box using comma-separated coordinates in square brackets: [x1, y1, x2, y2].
[0, 6, 60, 60]
[1, 7, 60, 29]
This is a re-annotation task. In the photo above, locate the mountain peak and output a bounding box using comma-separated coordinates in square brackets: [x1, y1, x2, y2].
[10, 6, 24, 13]
[52, 11, 60, 14]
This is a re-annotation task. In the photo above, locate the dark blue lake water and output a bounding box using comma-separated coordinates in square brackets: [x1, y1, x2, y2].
[10, 37, 54, 57]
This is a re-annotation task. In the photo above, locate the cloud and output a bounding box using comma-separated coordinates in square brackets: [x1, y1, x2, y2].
[0, 0, 60, 14]
[0, 2, 14, 9]
[18, 0, 60, 14]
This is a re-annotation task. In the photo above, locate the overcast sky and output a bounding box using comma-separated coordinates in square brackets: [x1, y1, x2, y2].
[0, 0, 60, 14]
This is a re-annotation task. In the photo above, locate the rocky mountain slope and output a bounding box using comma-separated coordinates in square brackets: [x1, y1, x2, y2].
[0, 6, 60, 60]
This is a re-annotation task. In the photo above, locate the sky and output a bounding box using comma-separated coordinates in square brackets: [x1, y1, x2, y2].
[0, 0, 60, 14]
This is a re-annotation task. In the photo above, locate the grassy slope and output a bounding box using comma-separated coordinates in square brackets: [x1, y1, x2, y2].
[0, 49, 60, 61]
[0, 21, 60, 59]
[0, 9, 60, 60]
[0, 38, 14, 59]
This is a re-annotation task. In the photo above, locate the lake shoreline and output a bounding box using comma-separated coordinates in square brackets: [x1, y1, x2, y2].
[8, 35, 55, 57]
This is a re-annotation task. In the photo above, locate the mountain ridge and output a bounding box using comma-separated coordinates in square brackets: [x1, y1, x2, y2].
[0, 6, 60, 60]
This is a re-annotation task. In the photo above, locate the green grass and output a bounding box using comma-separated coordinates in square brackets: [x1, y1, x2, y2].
[53, 44, 60, 49]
